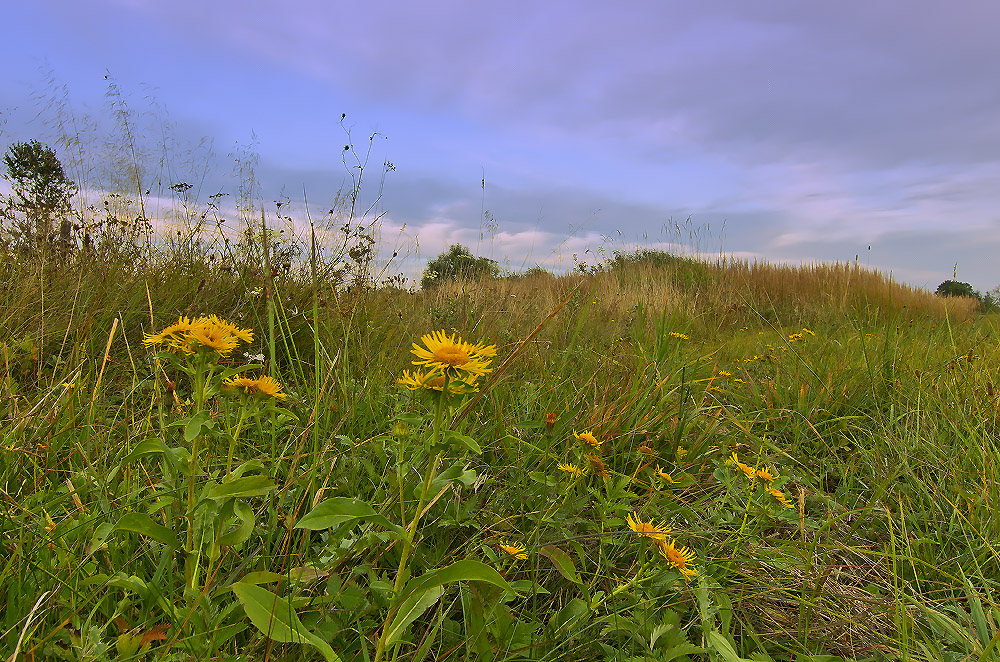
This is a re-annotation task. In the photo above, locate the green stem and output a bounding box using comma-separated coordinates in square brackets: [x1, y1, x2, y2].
[375, 384, 451, 662]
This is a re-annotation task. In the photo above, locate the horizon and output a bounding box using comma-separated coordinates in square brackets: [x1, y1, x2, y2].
[3, 2, 1000, 292]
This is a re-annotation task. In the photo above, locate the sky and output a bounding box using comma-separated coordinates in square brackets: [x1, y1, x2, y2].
[3, 1, 1000, 291]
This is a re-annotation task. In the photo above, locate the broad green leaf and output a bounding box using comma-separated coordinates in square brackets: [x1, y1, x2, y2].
[294, 497, 405, 537]
[706, 630, 753, 662]
[113, 513, 179, 548]
[206, 475, 276, 500]
[217, 500, 256, 547]
[385, 559, 517, 646]
[122, 438, 171, 461]
[443, 430, 481, 454]
[539, 544, 582, 585]
[232, 583, 340, 662]
[184, 411, 214, 441]
[384, 585, 444, 646]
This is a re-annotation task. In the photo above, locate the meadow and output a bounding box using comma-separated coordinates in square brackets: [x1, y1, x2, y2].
[2, 226, 998, 662]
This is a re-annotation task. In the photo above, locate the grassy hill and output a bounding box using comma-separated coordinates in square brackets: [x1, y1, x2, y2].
[2, 241, 996, 661]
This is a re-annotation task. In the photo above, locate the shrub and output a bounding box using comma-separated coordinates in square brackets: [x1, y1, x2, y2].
[420, 243, 499, 289]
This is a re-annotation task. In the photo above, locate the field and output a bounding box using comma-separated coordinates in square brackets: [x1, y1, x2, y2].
[2, 236, 999, 662]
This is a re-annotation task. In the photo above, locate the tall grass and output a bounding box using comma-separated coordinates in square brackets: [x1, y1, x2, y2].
[2, 227, 998, 662]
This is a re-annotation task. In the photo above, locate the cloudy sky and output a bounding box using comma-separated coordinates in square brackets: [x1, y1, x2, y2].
[3, 1, 1000, 290]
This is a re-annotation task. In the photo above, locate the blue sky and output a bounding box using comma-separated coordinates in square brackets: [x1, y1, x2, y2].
[3, 1, 1000, 290]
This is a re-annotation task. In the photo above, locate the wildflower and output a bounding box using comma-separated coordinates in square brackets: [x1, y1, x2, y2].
[397, 368, 479, 395]
[788, 333, 803, 343]
[802, 327, 816, 336]
[657, 537, 698, 579]
[767, 487, 795, 509]
[585, 453, 610, 480]
[669, 331, 689, 340]
[730, 452, 756, 481]
[756, 466, 778, 483]
[144, 315, 253, 358]
[574, 429, 602, 450]
[187, 319, 242, 356]
[655, 465, 676, 483]
[732, 378, 745, 386]
[637, 442, 655, 456]
[718, 370, 732, 377]
[223, 375, 287, 400]
[497, 539, 528, 560]
[626, 512, 671, 541]
[544, 412, 556, 429]
[557, 462, 585, 478]
[410, 330, 496, 379]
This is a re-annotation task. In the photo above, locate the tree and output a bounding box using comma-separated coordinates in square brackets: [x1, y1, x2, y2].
[1, 139, 78, 251]
[421, 244, 499, 289]
[935, 280, 976, 298]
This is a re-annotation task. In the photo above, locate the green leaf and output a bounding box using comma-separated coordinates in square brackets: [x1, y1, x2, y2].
[206, 475, 276, 500]
[232, 583, 340, 662]
[539, 544, 582, 585]
[385, 559, 517, 646]
[184, 410, 214, 441]
[294, 497, 405, 538]
[217, 500, 256, 547]
[706, 630, 753, 662]
[442, 430, 481, 454]
[122, 438, 171, 461]
[112, 513, 180, 548]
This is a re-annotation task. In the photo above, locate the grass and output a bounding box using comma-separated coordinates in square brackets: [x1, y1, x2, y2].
[1, 232, 998, 662]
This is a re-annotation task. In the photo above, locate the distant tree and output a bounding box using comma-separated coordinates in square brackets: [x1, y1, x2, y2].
[935, 280, 976, 298]
[421, 244, 499, 289]
[1, 139, 78, 252]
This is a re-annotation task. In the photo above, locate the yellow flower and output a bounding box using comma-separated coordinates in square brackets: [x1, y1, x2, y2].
[144, 315, 253, 358]
[669, 331, 689, 340]
[730, 452, 756, 481]
[788, 333, 804, 343]
[718, 370, 732, 377]
[655, 465, 677, 484]
[498, 539, 528, 560]
[557, 462, 585, 478]
[626, 512, 671, 541]
[223, 375, 287, 399]
[756, 466, 778, 482]
[410, 330, 496, 379]
[767, 487, 795, 509]
[802, 327, 816, 336]
[657, 537, 698, 580]
[397, 368, 479, 395]
[187, 319, 242, 356]
[574, 429, 602, 450]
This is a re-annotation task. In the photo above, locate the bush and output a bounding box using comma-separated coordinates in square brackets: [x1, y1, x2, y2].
[935, 279, 976, 298]
[421, 244, 499, 289]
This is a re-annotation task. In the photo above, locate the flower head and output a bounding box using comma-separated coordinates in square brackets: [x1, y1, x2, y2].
[544, 412, 557, 429]
[144, 315, 253, 358]
[557, 462, 585, 478]
[397, 368, 479, 395]
[730, 451, 756, 482]
[756, 466, 779, 483]
[657, 537, 698, 580]
[655, 465, 677, 484]
[669, 331, 689, 340]
[767, 487, 795, 509]
[223, 375, 287, 400]
[410, 330, 495, 379]
[497, 539, 528, 560]
[574, 429, 602, 450]
[626, 511, 671, 542]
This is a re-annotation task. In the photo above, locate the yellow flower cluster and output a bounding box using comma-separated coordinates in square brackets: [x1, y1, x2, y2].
[143, 315, 253, 357]
[397, 330, 496, 395]
[627, 512, 697, 579]
[497, 539, 528, 560]
[730, 451, 794, 509]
